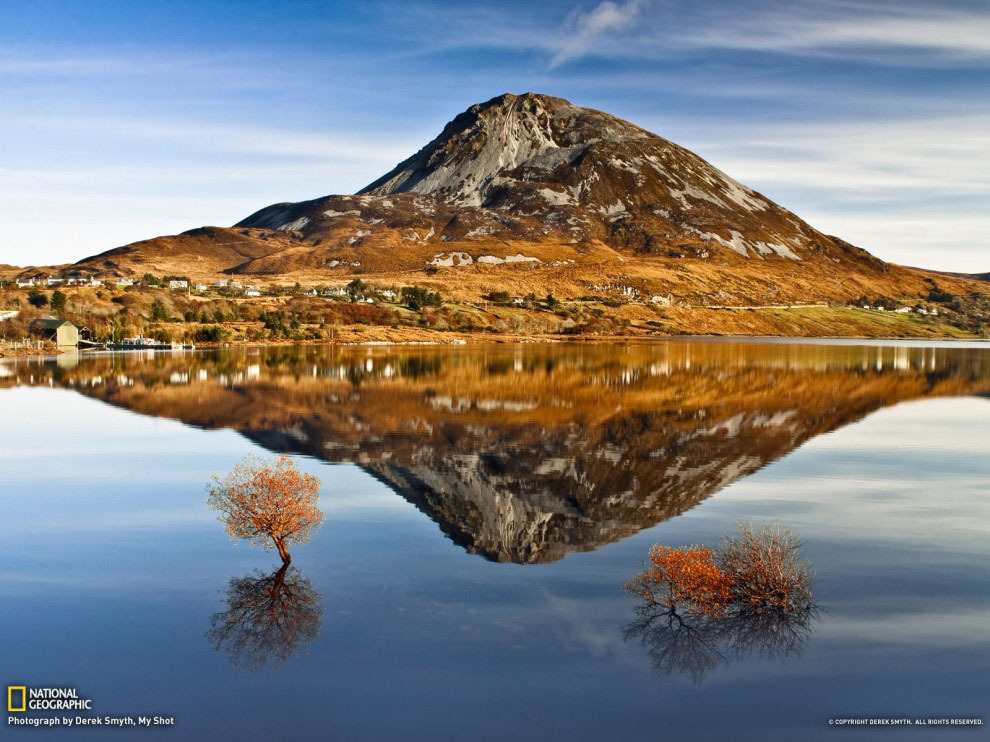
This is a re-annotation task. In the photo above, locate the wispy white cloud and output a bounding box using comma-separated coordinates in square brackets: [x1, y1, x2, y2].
[646, 111, 990, 270]
[550, 0, 645, 68]
[687, 5, 990, 61]
[1, 113, 417, 163]
[790, 214, 990, 271]
[818, 608, 990, 648]
[381, 1, 990, 68]
[0, 112, 419, 262]
[688, 113, 990, 199]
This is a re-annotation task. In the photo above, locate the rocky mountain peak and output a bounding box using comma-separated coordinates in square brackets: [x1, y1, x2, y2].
[353, 92, 819, 259]
[359, 92, 651, 207]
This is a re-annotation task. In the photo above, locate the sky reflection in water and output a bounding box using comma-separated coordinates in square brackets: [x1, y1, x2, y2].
[0, 340, 988, 740]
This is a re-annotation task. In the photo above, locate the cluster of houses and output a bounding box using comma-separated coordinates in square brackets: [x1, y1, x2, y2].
[300, 287, 398, 303]
[14, 275, 116, 288]
[13, 274, 137, 289]
[583, 282, 673, 306]
[8, 274, 268, 296]
[861, 304, 939, 316]
[8, 275, 404, 304]
[211, 279, 266, 296]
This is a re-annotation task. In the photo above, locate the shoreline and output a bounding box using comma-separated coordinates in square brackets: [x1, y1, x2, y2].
[4, 331, 987, 361]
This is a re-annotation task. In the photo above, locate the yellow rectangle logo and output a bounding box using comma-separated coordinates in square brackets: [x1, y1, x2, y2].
[7, 685, 27, 712]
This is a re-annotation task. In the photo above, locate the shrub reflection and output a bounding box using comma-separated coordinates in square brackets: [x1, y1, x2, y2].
[207, 563, 323, 670]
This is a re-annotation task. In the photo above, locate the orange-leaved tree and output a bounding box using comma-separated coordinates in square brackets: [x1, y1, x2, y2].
[627, 545, 735, 617]
[207, 455, 324, 564]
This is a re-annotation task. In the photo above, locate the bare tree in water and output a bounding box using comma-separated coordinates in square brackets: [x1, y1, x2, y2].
[206, 456, 323, 564]
[207, 564, 323, 670]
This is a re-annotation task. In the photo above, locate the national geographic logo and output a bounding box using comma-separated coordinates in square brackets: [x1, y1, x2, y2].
[7, 685, 92, 712]
[7, 686, 26, 712]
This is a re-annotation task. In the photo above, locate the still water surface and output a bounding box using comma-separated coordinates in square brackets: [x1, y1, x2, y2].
[1, 340, 988, 740]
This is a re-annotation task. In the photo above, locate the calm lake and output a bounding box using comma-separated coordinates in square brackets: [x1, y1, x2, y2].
[1, 339, 988, 741]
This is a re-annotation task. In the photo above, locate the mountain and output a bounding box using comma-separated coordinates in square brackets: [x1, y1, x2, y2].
[21, 92, 983, 325]
[235, 92, 870, 266]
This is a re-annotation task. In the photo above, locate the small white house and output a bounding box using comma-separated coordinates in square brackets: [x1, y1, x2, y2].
[194, 284, 208, 291]
[244, 287, 261, 297]
[169, 280, 189, 290]
[304, 288, 319, 297]
[16, 278, 36, 288]
[0, 310, 19, 321]
[322, 287, 347, 297]
[45, 276, 63, 286]
[214, 279, 229, 288]
[380, 289, 397, 300]
[230, 281, 243, 289]
[116, 277, 134, 287]
[894, 307, 910, 314]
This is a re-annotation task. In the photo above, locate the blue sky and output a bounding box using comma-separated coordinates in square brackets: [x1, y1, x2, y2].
[1, 0, 987, 271]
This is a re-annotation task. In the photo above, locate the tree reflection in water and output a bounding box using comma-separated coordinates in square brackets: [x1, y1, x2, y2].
[623, 600, 821, 685]
[207, 564, 323, 670]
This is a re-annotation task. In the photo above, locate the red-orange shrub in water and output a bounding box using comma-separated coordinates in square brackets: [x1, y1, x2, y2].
[629, 545, 735, 617]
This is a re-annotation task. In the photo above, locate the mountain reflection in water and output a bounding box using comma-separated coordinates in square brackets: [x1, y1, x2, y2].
[4, 342, 988, 563]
